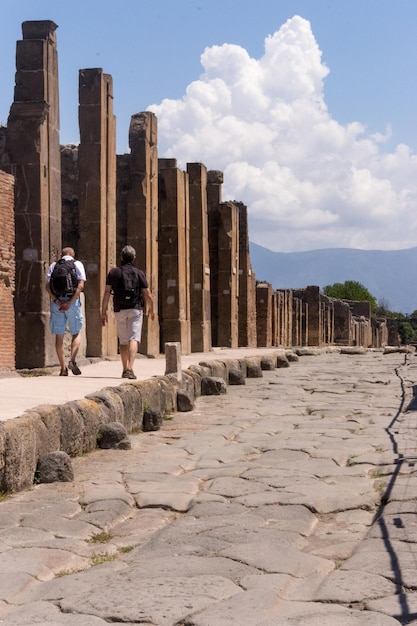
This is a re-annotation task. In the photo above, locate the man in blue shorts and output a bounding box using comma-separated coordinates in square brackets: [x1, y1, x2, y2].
[46, 247, 86, 376]
[101, 245, 155, 379]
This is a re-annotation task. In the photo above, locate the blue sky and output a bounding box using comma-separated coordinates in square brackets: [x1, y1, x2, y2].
[2, 0, 417, 252]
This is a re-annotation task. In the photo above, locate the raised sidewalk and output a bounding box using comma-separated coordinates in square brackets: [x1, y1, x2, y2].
[0, 347, 284, 493]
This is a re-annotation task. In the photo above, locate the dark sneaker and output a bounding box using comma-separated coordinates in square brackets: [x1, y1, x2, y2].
[68, 361, 82, 375]
[59, 368, 68, 376]
[122, 369, 137, 380]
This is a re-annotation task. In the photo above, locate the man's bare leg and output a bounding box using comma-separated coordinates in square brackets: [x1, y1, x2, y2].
[55, 334, 66, 373]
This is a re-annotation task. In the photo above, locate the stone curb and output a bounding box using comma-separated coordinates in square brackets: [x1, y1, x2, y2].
[0, 350, 297, 494]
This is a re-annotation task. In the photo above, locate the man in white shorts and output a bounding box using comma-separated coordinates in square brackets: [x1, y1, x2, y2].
[101, 245, 155, 379]
[46, 247, 86, 376]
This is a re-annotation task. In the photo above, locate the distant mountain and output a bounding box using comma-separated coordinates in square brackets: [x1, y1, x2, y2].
[249, 242, 417, 315]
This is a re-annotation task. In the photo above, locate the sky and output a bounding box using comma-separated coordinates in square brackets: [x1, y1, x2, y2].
[1, 0, 417, 253]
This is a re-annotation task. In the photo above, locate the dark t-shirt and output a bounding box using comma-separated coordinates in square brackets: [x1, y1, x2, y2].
[106, 263, 149, 312]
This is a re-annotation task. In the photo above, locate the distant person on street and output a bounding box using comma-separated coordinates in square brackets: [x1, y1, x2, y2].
[46, 247, 86, 376]
[101, 245, 155, 379]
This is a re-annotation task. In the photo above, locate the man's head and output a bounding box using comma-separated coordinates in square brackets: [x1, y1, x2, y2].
[62, 247, 75, 258]
[121, 245, 136, 264]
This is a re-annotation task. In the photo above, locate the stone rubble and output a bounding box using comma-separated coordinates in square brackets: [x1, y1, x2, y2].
[0, 349, 416, 625]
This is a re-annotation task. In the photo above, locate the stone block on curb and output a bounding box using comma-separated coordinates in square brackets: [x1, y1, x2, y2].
[276, 354, 290, 368]
[73, 398, 102, 453]
[177, 390, 195, 412]
[201, 376, 227, 395]
[228, 368, 246, 385]
[246, 358, 263, 378]
[0, 415, 37, 493]
[199, 360, 227, 381]
[36, 451, 74, 483]
[183, 369, 202, 398]
[86, 388, 125, 425]
[142, 408, 163, 432]
[158, 376, 177, 416]
[58, 403, 86, 457]
[105, 384, 142, 432]
[261, 356, 275, 370]
[132, 379, 162, 415]
[97, 422, 131, 450]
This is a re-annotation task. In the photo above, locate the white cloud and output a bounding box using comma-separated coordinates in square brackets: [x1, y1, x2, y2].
[148, 15, 417, 252]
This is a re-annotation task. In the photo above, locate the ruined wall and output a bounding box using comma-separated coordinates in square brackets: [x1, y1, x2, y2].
[0, 171, 15, 371]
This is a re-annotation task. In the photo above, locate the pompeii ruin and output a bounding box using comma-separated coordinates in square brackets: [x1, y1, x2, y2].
[0, 20, 400, 375]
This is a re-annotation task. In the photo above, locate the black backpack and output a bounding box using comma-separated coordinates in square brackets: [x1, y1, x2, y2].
[50, 258, 79, 297]
[118, 265, 143, 309]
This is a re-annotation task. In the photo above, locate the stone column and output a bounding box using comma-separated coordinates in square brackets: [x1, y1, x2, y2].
[78, 68, 117, 357]
[237, 202, 257, 347]
[256, 282, 273, 347]
[217, 201, 239, 348]
[158, 159, 191, 354]
[207, 170, 223, 346]
[187, 162, 212, 353]
[127, 112, 160, 356]
[7, 20, 61, 368]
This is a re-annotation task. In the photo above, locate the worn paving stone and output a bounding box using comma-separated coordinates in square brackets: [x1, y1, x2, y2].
[60, 575, 240, 625]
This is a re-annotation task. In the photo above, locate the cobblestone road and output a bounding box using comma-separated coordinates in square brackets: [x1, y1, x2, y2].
[1, 349, 417, 625]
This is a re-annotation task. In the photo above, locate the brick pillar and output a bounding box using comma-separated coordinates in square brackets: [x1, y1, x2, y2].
[127, 112, 160, 355]
[0, 172, 15, 371]
[78, 68, 117, 357]
[217, 202, 239, 348]
[187, 162, 212, 353]
[7, 20, 61, 368]
[207, 170, 223, 346]
[237, 202, 257, 347]
[256, 282, 273, 347]
[158, 160, 191, 354]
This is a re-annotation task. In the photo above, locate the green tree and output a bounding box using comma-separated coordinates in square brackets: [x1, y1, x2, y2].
[323, 280, 377, 311]
[399, 322, 417, 345]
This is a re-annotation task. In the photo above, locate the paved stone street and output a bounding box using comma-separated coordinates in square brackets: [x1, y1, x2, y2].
[1, 349, 417, 625]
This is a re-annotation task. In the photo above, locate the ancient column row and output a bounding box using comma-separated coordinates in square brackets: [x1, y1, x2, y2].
[6, 21, 386, 370]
